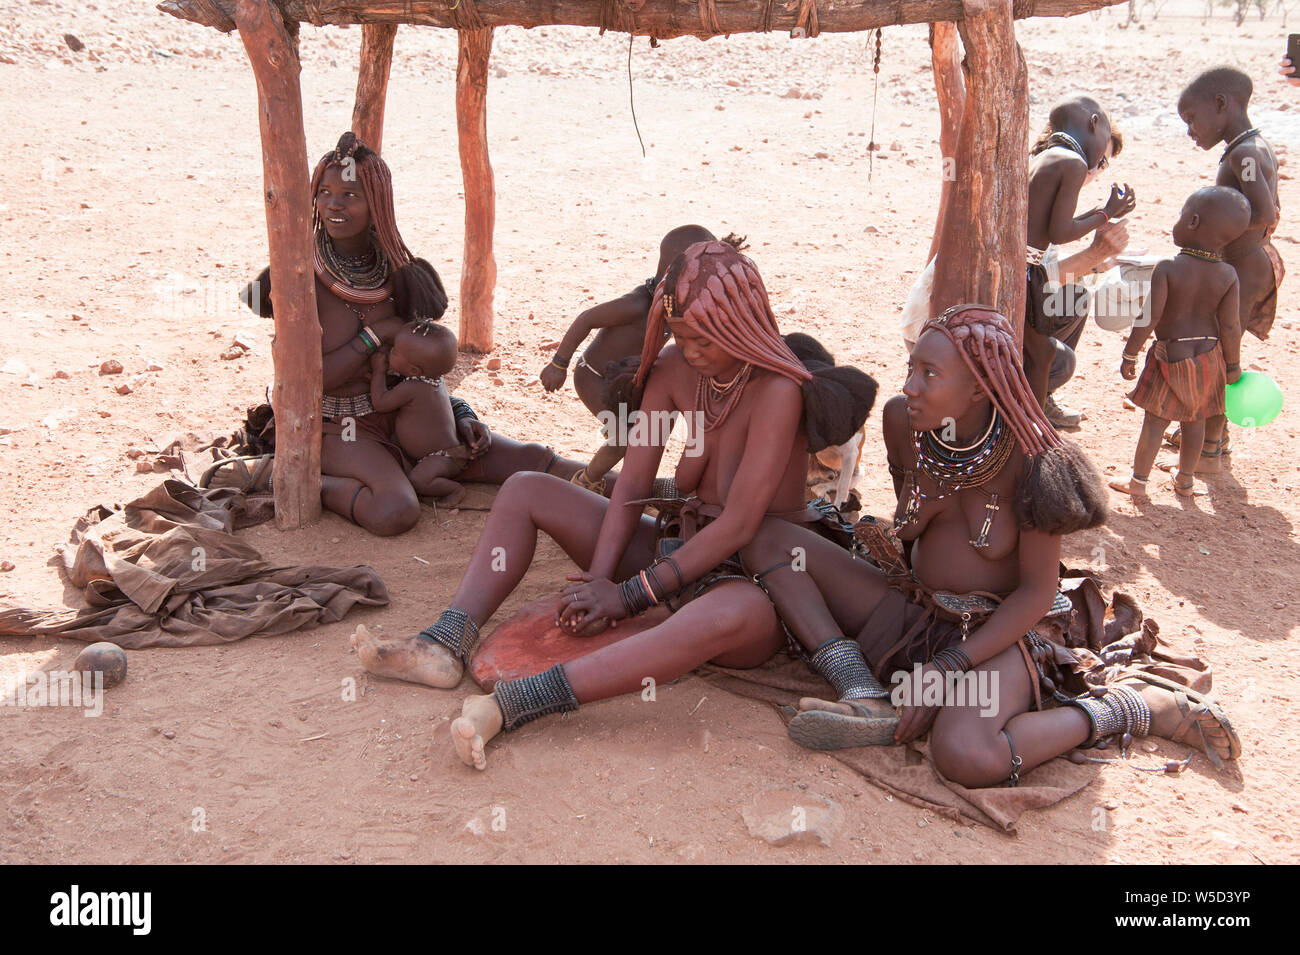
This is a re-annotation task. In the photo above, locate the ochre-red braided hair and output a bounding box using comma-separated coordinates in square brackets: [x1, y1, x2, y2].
[633, 241, 810, 390]
[919, 304, 1062, 458]
[309, 132, 414, 270]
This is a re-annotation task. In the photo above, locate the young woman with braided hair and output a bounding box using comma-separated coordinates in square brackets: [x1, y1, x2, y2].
[248, 132, 579, 534]
[740, 304, 1240, 787]
[351, 240, 873, 770]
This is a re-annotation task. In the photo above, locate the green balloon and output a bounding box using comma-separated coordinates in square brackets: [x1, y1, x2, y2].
[1225, 371, 1283, 427]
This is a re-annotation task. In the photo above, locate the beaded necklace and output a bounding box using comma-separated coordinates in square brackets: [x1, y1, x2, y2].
[695, 363, 753, 431]
[1178, 247, 1223, 262]
[403, 374, 443, 388]
[1046, 131, 1088, 163]
[899, 408, 1016, 547]
[1219, 127, 1260, 164]
[314, 228, 392, 305]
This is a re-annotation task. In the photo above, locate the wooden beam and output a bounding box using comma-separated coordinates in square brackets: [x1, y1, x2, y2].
[232, 0, 323, 528]
[926, 21, 964, 266]
[352, 22, 398, 153]
[929, 0, 1027, 337]
[456, 27, 497, 353]
[160, 0, 1129, 37]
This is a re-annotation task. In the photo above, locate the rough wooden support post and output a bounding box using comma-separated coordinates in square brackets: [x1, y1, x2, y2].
[930, 0, 1028, 341]
[456, 27, 497, 353]
[927, 21, 964, 266]
[352, 22, 397, 152]
[233, 0, 322, 528]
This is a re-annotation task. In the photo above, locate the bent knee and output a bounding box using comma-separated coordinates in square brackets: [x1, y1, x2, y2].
[364, 496, 421, 537]
[930, 727, 1014, 789]
[498, 468, 564, 503]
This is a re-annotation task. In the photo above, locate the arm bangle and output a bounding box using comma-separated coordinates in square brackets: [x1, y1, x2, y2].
[1122, 352, 1140, 363]
[551, 353, 571, 369]
[549, 359, 569, 373]
[450, 396, 480, 423]
[357, 327, 381, 355]
[619, 576, 654, 617]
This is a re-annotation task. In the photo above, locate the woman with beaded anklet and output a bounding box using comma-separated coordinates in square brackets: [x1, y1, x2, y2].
[739, 305, 1241, 787]
[351, 240, 875, 770]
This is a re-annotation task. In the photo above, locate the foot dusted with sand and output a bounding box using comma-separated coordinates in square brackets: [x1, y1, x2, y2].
[451, 693, 505, 771]
[1131, 680, 1237, 764]
[1108, 476, 1150, 498]
[351, 624, 464, 688]
[796, 696, 896, 719]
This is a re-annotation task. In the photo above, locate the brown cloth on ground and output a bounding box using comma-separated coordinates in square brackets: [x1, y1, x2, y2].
[699, 570, 1211, 833]
[0, 480, 388, 649]
[1128, 340, 1227, 423]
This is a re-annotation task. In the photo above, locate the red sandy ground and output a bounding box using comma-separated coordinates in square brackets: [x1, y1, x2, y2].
[1, 0, 1297, 863]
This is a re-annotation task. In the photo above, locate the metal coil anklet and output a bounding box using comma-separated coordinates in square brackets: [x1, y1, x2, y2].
[417, 607, 481, 665]
[493, 665, 580, 732]
[809, 637, 891, 700]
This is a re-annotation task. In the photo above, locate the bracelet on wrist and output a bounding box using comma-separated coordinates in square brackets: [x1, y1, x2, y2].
[357, 327, 381, 355]
[548, 359, 569, 373]
[931, 646, 973, 675]
[550, 353, 571, 369]
[619, 576, 653, 617]
[1096, 209, 1111, 223]
[1121, 352, 1140, 363]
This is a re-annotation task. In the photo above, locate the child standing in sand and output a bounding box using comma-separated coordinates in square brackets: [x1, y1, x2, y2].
[1109, 187, 1250, 500]
[539, 225, 721, 494]
[370, 320, 470, 501]
[1024, 95, 1136, 423]
[1172, 67, 1285, 471]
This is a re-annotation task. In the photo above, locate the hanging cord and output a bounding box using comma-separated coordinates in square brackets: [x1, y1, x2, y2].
[628, 33, 646, 158]
[868, 28, 882, 183]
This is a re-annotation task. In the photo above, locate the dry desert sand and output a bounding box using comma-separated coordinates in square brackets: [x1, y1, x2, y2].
[1, 0, 1297, 863]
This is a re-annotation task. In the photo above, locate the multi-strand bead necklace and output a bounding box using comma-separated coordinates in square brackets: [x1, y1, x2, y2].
[900, 408, 1016, 548]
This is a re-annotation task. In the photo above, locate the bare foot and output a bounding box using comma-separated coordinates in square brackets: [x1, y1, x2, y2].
[350, 624, 463, 689]
[797, 696, 895, 719]
[1128, 681, 1236, 764]
[1108, 477, 1149, 498]
[1172, 471, 1209, 498]
[451, 693, 504, 770]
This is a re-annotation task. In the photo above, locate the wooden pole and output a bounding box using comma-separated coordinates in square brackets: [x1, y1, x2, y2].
[352, 22, 397, 153]
[232, 0, 322, 528]
[929, 0, 1028, 339]
[160, 0, 1131, 39]
[927, 21, 964, 265]
[456, 27, 496, 353]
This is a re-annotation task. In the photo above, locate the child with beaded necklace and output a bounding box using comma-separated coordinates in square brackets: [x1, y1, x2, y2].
[369, 320, 470, 502]
[1109, 187, 1249, 499]
[1170, 67, 1285, 473]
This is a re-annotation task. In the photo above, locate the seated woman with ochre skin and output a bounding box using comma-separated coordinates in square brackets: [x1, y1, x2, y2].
[740, 305, 1241, 787]
[250, 133, 581, 536]
[351, 241, 857, 770]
